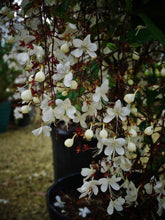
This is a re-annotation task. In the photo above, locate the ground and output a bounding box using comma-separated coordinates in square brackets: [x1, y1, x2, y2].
[0, 112, 54, 220]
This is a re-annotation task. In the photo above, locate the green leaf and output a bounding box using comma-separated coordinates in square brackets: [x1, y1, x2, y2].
[24, 0, 35, 15]
[107, 42, 117, 51]
[125, 0, 132, 12]
[139, 13, 165, 48]
[139, 121, 146, 132]
[126, 28, 154, 45]
[55, 1, 70, 16]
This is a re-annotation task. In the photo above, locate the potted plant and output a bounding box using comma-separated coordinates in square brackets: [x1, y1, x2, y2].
[1, 0, 165, 219]
[0, 42, 20, 133]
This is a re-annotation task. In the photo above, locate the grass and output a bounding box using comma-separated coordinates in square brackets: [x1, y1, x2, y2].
[0, 113, 54, 220]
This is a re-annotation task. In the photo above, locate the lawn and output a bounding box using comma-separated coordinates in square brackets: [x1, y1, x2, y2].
[0, 114, 54, 220]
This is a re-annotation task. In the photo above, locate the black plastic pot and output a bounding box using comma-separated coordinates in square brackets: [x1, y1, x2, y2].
[51, 123, 96, 180]
[46, 172, 82, 220]
[0, 101, 11, 133]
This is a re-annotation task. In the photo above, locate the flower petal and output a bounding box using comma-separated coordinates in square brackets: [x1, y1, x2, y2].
[110, 182, 120, 191]
[66, 106, 76, 119]
[86, 50, 97, 58]
[103, 115, 115, 123]
[93, 93, 100, 102]
[32, 127, 42, 136]
[71, 48, 83, 57]
[42, 126, 51, 137]
[104, 146, 113, 156]
[107, 200, 114, 215]
[115, 146, 124, 155]
[88, 43, 97, 51]
[73, 39, 83, 47]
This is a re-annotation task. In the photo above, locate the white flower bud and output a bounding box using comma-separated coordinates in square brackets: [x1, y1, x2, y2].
[128, 79, 134, 85]
[161, 67, 165, 77]
[155, 68, 160, 76]
[99, 128, 108, 138]
[7, 12, 14, 19]
[35, 71, 45, 82]
[70, 80, 78, 89]
[0, 7, 8, 15]
[64, 138, 74, 148]
[132, 51, 139, 60]
[64, 134, 76, 148]
[129, 128, 137, 137]
[21, 90, 32, 102]
[33, 97, 40, 104]
[124, 94, 135, 104]
[62, 91, 68, 96]
[85, 129, 93, 141]
[56, 82, 64, 92]
[128, 142, 136, 152]
[61, 42, 69, 53]
[144, 126, 153, 135]
[28, 75, 34, 82]
[131, 107, 137, 115]
[7, 36, 14, 44]
[21, 105, 29, 114]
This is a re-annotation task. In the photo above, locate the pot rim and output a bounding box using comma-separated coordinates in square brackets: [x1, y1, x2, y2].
[46, 172, 81, 219]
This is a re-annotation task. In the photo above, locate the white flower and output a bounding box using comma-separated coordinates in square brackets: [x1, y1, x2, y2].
[132, 51, 139, 60]
[114, 156, 132, 171]
[17, 52, 29, 66]
[129, 128, 137, 138]
[0, 199, 9, 204]
[103, 137, 126, 156]
[125, 181, 138, 203]
[161, 67, 165, 77]
[53, 62, 73, 87]
[104, 100, 130, 123]
[64, 134, 76, 148]
[124, 93, 135, 104]
[35, 70, 45, 82]
[154, 181, 164, 194]
[54, 195, 65, 208]
[144, 126, 154, 136]
[21, 105, 29, 114]
[99, 127, 108, 138]
[31, 45, 44, 62]
[14, 107, 23, 119]
[85, 128, 94, 141]
[21, 90, 32, 102]
[77, 180, 100, 198]
[127, 142, 136, 152]
[71, 34, 97, 58]
[42, 106, 54, 122]
[99, 175, 121, 192]
[81, 166, 96, 180]
[144, 183, 153, 194]
[82, 99, 102, 117]
[93, 79, 109, 103]
[79, 207, 91, 218]
[61, 42, 69, 53]
[70, 80, 78, 89]
[73, 111, 87, 128]
[107, 197, 125, 215]
[54, 98, 76, 119]
[157, 190, 165, 216]
[32, 126, 52, 137]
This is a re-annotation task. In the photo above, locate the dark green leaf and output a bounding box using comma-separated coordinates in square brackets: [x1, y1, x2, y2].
[55, 1, 70, 16]
[139, 13, 165, 48]
[139, 121, 146, 132]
